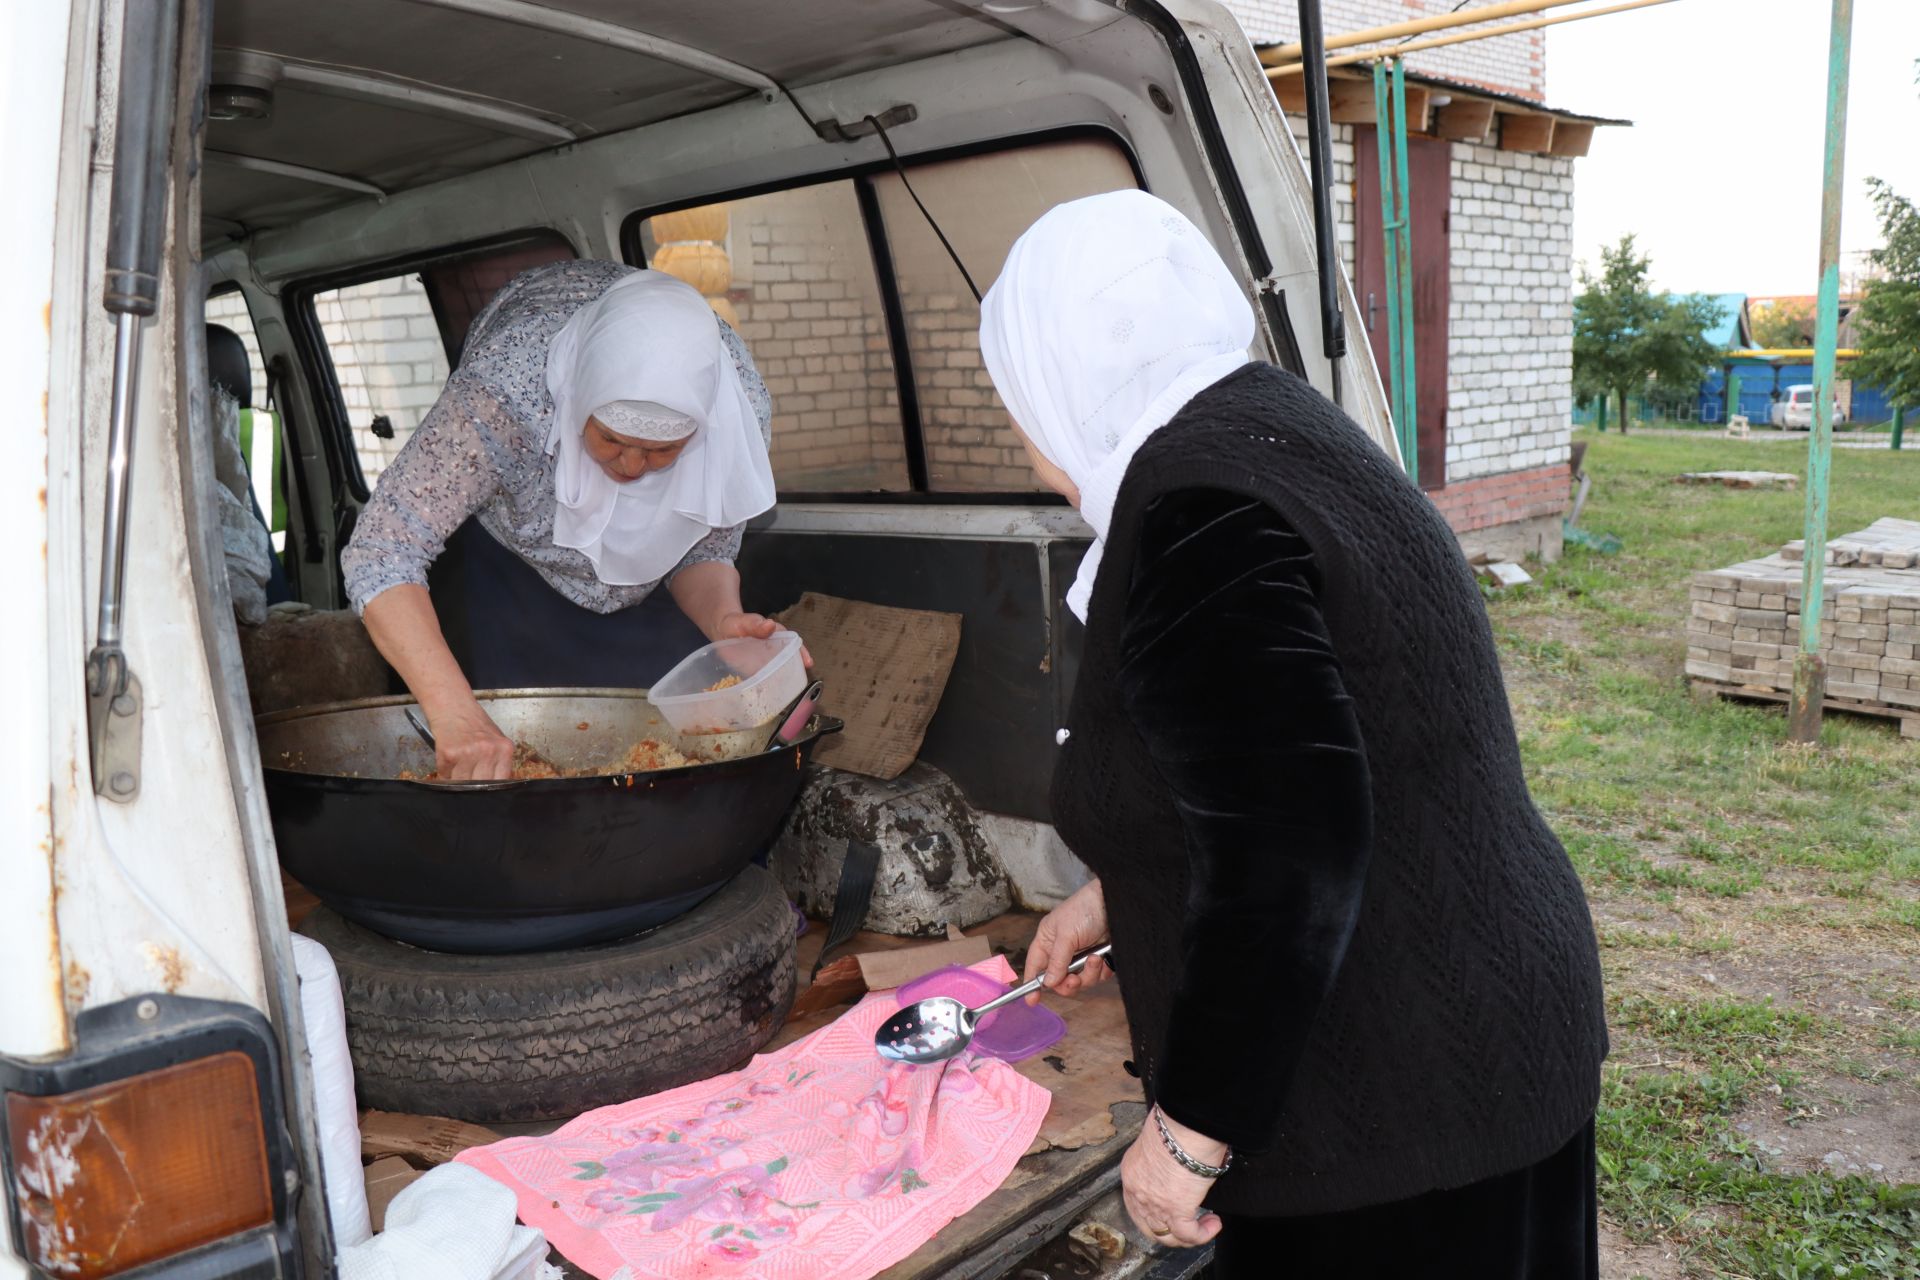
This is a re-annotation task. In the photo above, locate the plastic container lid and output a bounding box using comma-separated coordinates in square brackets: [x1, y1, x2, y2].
[896, 965, 1066, 1063]
[648, 632, 807, 734]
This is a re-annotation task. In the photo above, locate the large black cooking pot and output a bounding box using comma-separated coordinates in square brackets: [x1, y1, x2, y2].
[258, 689, 838, 954]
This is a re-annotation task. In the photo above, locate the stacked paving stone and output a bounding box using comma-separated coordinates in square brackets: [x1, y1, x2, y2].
[1687, 520, 1920, 715]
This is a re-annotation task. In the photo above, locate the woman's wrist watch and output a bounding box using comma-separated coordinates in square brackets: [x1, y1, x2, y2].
[1152, 1106, 1232, 1179]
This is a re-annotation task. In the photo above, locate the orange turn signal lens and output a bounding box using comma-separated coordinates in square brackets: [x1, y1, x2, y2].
[6, 1051, 274, 1280]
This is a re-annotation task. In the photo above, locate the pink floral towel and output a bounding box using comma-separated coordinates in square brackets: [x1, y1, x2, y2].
[456, 957, 1051, 1280]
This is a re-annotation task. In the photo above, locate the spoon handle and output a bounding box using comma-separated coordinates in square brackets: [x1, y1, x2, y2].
[974, 943, 1112, 1018]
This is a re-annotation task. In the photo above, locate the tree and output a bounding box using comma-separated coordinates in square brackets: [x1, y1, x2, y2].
[1573, 236, 1726, 434]
[1850, 178, 1920, 413]
[1750, 299, 1813, 349]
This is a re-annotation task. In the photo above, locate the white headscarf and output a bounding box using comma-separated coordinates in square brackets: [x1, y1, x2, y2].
[978, 190, 1255, 621]
[544, 271, 776, 586]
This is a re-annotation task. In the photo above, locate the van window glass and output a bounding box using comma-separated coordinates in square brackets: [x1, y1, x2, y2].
[205, 287, 286, 551]
[638, 187, 912, 494]
[311, 274, 452, 487]
[871, 138, 1138, 492]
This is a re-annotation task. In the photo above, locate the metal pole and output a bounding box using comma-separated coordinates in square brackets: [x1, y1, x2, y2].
[1391, 59, 1419, 485]
[1789, 0, 1854, 744]
[1372, 62, 1408, 467]
[1892, 405, 1905, 450]
[1268, 0, 1680, 78]
[1727, 371, 1742, 427]
[1262, 0, 1594, 63]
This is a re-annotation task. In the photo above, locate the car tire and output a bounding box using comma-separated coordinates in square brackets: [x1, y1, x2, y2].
[300, 866, 797, 1123]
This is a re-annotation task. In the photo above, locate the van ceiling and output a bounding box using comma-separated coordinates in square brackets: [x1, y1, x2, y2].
[204, 0, 1026, 236]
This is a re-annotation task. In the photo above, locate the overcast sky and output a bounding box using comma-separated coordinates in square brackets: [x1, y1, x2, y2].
[1548, 0, 1920, 297]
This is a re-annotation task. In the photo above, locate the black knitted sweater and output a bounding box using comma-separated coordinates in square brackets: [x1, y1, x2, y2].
[1051, 362, 1607, 1217]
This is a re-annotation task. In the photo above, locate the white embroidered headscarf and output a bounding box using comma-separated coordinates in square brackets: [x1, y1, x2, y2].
[544, 270, 776, 585]
[978, 190, 1255, 621]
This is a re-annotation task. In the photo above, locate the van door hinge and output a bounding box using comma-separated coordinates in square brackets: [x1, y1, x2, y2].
[86, 661, 143, 803]
[1254, 276, 1286, 296]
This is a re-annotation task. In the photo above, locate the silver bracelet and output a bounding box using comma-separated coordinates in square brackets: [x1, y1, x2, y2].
[1152, 1106, 1232, 1179]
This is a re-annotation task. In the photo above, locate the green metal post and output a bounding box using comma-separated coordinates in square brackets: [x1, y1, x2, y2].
[1789, 0, 1854, 744]
[1727, 372, 1742, 428]
[1391, 59, 1418, 485]
[1596, 396, 1606, 433]
[1372, 62, 1410, 473]
[1892, 405, 1905, 450]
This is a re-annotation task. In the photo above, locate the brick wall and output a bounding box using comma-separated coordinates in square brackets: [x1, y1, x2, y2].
[1225, 0, 1546, 101]
[206, 281, 452, 488]
[312, 277, 451, 485]
[1427, 461, 1570, 534]
[722, 183, 911, 492]
[1284, 115, 1574, 513]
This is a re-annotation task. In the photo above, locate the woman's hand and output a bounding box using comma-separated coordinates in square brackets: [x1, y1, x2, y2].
[427, 697, 515, 780]
[712, 611, 814, 669]
[670, 563, 813, 667]
[1121, 1114, 1225, 1249]
[1021, 879, 1111, 1003]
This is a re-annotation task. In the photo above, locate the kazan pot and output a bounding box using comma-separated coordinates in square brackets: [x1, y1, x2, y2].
[257, 688, 839, 955]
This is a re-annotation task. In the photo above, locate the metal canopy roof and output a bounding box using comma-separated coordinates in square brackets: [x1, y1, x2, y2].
[204, 0, 1025, 235]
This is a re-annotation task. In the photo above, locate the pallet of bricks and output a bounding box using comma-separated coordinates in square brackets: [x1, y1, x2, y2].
[1686, 518, 1920, 740]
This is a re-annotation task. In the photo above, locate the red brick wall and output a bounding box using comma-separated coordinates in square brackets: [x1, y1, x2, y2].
[1427, 463, 1569, 534]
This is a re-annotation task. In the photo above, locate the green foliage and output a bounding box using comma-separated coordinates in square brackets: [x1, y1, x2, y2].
[1574, 236, 1726, 432]
[1850, 179, 1920, 412]
[1751, 299, 1814, 350]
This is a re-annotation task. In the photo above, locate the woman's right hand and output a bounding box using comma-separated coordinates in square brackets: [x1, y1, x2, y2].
[1022, 879, 1111, 1003]
[428, 698, 515, 780]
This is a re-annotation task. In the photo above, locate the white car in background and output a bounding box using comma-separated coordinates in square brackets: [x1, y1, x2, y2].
[1771, 384, 1843, 430]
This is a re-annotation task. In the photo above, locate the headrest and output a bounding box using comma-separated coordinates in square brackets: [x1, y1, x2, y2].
[207, 323, 252, 409]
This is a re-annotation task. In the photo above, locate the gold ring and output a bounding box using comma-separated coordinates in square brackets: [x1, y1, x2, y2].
[1150, 1224, 1172, 1237]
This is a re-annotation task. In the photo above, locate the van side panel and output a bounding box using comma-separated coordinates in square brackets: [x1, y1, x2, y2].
[0, 0, 78, 1069]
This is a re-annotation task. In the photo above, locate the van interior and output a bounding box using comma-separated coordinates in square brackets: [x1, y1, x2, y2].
[200, 0, 1352, 823]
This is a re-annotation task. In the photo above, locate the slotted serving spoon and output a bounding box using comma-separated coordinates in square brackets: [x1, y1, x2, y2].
[874, 943, 1112, 1064]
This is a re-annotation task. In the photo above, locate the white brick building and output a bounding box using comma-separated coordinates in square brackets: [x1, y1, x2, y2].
[208, 277, 448, 487]
[1228, 0, 1616, 559]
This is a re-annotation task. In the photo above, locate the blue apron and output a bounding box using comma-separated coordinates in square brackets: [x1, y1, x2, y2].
[427, 518, 707, 691]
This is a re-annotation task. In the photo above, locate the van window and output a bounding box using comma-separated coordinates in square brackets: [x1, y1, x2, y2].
[205, 288, 286, 550]
[311, 274, 453, 487]
[629, 134, 1139, 498]
[870, 138, 1138, 492]
[638, 187, 914, 494]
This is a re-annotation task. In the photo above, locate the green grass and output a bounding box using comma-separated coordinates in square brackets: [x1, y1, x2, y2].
[1490, 431, 1920, 1276]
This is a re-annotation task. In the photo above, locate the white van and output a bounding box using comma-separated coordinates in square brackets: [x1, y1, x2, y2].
[1, 2, 1392, 1277]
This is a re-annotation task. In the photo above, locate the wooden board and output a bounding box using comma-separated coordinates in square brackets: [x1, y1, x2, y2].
[1676, 470, 1798, 490]
[1693, 680, 1920, 739]
[1013, 985, 1143, 1154]
[1499, 113, 1556, 154]
[1549, 121, 1596, 157]
[773, 593, 962, 781]
[1435, 99, 1496, 142]
[359, 1109, 502, 1168]
[282, 869, 321, 931]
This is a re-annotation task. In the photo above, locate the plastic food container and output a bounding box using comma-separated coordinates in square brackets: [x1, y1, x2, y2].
[897, 965, 1067, 1063]
[648, 632, 807, 734]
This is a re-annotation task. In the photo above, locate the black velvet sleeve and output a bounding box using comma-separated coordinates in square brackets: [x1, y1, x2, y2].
[1115, 487, 1373, 1156]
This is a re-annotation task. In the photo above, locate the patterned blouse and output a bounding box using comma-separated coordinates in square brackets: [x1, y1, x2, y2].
[341, 259, 774, 615]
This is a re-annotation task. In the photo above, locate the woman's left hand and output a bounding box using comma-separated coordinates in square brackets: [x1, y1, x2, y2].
[1120, 1113, 1225, 1250]
[713, 611, 814, 668]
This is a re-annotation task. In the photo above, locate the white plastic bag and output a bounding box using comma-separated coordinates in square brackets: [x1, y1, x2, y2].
[289, 933, 374, 1248]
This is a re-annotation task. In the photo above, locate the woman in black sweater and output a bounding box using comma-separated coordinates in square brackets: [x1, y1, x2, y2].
[979, 191, 1607, 1278]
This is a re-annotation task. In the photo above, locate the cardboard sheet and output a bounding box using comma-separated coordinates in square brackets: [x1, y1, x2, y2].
[774, 593, 962, 780]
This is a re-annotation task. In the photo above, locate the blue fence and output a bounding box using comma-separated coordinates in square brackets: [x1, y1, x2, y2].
[1700, 363, 1894, 425]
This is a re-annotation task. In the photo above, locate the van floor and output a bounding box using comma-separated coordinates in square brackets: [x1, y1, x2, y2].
[343, 905, 1148, 1279]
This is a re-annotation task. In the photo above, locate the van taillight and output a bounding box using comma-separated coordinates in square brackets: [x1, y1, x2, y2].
[6, 1052, 274, 1278]
[2, 996, 300, 1278]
